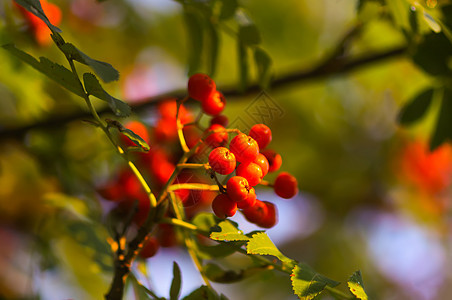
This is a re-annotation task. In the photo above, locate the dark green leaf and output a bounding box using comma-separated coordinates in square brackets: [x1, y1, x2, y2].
[253, 47, 272, 88]
[291, 263, 341, 300]
[2, 44, 85, 98]
[430, 88, 452, 150]
[219, 0, 238, 20]
[60, 43, 119, 83]
[206, 23, 220, 77]
[14, 0, 61, 33]
[83, 73, 131, 117]
[398, 88, 434, 125]
[170, 262, 182, 300]
[182, 285, 221, 300]
[197, 242, 244, 259]
[105, 119, 150, 151]
[348, 270, 368, 300]
[246, 232, 293, 265]
[184, 8, 204, 76]
[412, 32, 452, 76]
[238, 24, 261, 45]
[210, 220, 249, 241]
[203, 263, 244, 283]
[237, 41, 249, 91]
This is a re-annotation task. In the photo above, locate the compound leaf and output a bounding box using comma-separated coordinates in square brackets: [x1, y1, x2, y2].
[347, 270, 368, 300]
[210, 220, 250, 241]
[246, 232, 293, 265]
[14, 0, 62, 33]
[291, 263, 340, 300]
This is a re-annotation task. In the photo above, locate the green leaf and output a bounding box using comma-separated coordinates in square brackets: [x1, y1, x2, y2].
[43, 192, 90, 222]
[412, 32, 452, 76]
[182, 285, 226, 300]
[348, 270, 368, 300]
[291, 263, 340, 300]
[2, 44, 85, 98]
[192, 213, 221, 231]
[386, 0, 411, 30]
[398, 88, 434, 125]
[184, 8, 204, 76]
[246, 232, 293, 265]
[105, 119, 150, 151]
[210, 220, 250, 241]
[237, 41, 249, 91]
[14, 0, 62, 33]
[430, 88, 452, 150]
[206, 23, 220, 77]
[60, 43, 119, 83]
[219, 0, 238, 20]
[203, 263, 244, 283]
[197, 242, 244, 259]
[238, 24, 261, 46]
[83, 73, 131, 117]
[253, 47, 272, 88]
[170, 262, 182, 300]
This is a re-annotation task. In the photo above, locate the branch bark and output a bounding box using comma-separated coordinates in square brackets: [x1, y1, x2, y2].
[0, 45, 407, 141]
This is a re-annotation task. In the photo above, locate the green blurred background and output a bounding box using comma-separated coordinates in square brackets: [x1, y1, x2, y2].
[1, 0, 452, 299]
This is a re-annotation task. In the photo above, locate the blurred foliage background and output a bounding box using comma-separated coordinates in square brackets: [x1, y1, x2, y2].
[1, 0, 452, 299]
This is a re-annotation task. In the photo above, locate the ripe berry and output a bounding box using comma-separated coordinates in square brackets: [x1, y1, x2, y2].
[202, 91, 226, 116]
[242, 199, 268, 224]
[210, 115, 229, 127]
[139, 237, 160, 259]
[229, 133, 259, 164]
[261, 149, 282, 173]
[209, 147, 236, 175]
[205, 124, 228, 148]
[226, 176, 256, 208]
[212, 194, 237, 218]
[274, 172, 298, 199]
[154, 118, 177, 142]
[249, 124, 272, 149]
[236, 162, 263, 186]
[188, 73, 216, 102]
[256, 201, 277, 228]
[254, 153, 269, 177]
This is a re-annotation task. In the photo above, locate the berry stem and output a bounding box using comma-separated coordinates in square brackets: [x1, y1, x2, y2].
[176, 96, 190, 153]
[168, 183, 220, 192]
[177, 163, 210, 170]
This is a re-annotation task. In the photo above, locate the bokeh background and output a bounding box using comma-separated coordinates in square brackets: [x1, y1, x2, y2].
[1, 0, 452, 299]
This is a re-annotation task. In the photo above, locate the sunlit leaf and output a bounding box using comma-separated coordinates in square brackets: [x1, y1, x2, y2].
[14, 0, 62, 33]
[197, 242, 244, 259]
[210, 220, 250, 241]
[170, 262, 182, 300]
[347, 270, 368, 300]
[291, 263, 340, 300]
[398, 88, 434, 125]
[430, 88, 452, 150]
[192, 213, 221, 232]
[386, 0, 411, 30]
[2, 44, 85, 98]
[83, 73, 131, 117]
[246, 232, 293, 265]
[60, 43, 119, 83]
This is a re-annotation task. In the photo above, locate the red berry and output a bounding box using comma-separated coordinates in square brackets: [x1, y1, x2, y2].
[274, 172, 298, 199]
[205, 124, 228, 148]
[226, 176, 256, 208]
[188, 73, 216, 102]
[212, 194, 237, 218]
[254, 153, 269, 177]
[229, 133, 259, 164]
[249, 124, 272, 149]
[256, 201, 277, 228]
[202, 91, 226, 116]
[154, 118, 178, 142]
[139, 237, 160, 259]
[98, 183, 123, 202]
[242, 199, 268, 224]
[157, 224, 178, 247]
[236, 162, 263, 186]
[209, 147, 236, 175]
[210, 115, 229, 127]
[261, 149, 282, 173]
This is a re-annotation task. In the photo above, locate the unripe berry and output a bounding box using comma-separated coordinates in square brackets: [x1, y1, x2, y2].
[139, 237, 160, 259]
[261, 149, 282, 173]
[205, 124, 228, 148]
[226, 176, 256, 208]
[249, 124, 272, 149]
[256, 201, 277, 228]
[188, 73, 216, 102]
[242, 199, 268, 224]
[253, 153, 269, 177]
[236, 162, 263, 186]
[202, 91, 226, 116]
[209, 147, 236, 175]
[229, 133, 259, 164]
[212, 194, 237, 218]
[210, 115, 229, 127]
[274, 172, 298, 199]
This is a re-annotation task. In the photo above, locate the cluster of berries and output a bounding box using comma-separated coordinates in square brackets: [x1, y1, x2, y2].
[99, 73, 298, 258]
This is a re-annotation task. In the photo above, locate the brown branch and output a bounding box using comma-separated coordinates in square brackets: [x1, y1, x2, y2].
[0, 45, 407, 141]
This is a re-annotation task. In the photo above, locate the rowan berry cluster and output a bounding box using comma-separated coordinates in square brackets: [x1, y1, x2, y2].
[98, 73, 298, 258]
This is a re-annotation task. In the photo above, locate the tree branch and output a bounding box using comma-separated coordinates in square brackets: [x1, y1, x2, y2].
[0, 45, 407, 141]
